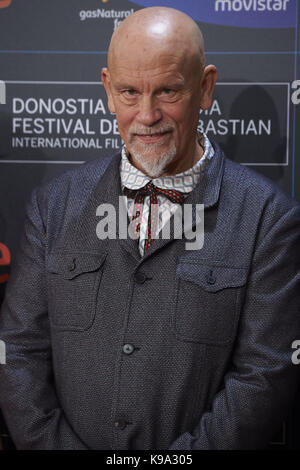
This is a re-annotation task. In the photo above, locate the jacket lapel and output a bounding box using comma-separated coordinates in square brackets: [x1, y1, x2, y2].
[90, 152, 141, 260]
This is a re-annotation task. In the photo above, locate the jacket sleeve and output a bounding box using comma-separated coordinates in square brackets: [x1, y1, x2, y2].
[0, 187, 88, 449]
[169, 199, 300, 450]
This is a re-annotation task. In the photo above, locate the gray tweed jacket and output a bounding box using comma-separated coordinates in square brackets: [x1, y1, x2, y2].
[0, 141, 300, 450]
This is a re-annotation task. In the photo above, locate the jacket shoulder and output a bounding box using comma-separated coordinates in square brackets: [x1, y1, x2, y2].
[24, 153, 119, 236]
[218, 146, 299, 214]
[32, 153, 118, 207]
[44, 153, 116, 195]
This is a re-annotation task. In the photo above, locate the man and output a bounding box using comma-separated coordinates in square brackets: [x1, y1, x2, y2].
[0, 7, 300, 450]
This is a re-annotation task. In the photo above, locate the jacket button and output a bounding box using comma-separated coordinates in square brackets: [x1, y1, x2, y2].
[206, 270, 216, 285]
[134, 271, 147, 284]
[123, 344, 135, 355]
[114, 419, 127, 430]
[68, 258, 76, 271]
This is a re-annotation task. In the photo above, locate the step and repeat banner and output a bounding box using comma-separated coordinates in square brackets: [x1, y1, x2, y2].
[0, 0, 299, 448]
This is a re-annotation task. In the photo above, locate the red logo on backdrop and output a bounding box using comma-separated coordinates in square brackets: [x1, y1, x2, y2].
[0, 0, 11, 8]
[0, 243, 11, 284]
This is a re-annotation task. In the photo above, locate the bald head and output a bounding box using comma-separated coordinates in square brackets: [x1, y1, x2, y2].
[108, 7, 205, 76]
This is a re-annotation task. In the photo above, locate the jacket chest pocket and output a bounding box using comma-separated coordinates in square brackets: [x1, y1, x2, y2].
[46, 251, 107, 331]
[173, 261, 247, 345]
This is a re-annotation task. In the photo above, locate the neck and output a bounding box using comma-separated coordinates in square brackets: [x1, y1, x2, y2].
[159, 136, 204, 177]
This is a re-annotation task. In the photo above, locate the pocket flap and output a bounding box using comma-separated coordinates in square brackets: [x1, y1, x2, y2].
[46, 252, 107, 279]
[176, 262, 247, 292]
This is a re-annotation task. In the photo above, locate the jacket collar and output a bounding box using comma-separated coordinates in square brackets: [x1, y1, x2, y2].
[80, 141, 225, 261]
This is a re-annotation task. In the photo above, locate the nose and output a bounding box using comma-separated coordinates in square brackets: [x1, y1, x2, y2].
[136, 95, 162, 127]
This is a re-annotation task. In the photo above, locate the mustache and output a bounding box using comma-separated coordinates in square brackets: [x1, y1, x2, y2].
[129, 124, 174, 136]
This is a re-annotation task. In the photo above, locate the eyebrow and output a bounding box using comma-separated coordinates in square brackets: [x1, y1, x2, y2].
[113, 80, 186, 90]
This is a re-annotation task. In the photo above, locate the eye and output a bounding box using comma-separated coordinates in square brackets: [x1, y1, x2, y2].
[123, 89, 137, 98]
[157, 88, 177, 100]
[158, 88, 174, 96]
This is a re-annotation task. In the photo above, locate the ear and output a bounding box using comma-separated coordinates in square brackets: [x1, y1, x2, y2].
[199, 65, 218, 110]
[101, 67, 116, 114]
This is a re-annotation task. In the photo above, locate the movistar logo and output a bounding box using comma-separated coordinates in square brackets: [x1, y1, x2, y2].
[215, 0, 290, 12]
[133, 1, 296, 28]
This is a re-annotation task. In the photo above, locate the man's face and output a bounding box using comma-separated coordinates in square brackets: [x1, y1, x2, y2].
[102, 45, 205, 177]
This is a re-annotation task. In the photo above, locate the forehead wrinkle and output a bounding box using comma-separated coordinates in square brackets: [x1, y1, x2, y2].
[110, 65, 187, 93]
[114, 55, 186, 74]
[110, 40, 200, 71]
[110, 47, 199, 89]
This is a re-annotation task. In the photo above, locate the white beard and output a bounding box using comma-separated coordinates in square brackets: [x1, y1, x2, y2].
[129, 139, 177, 178]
